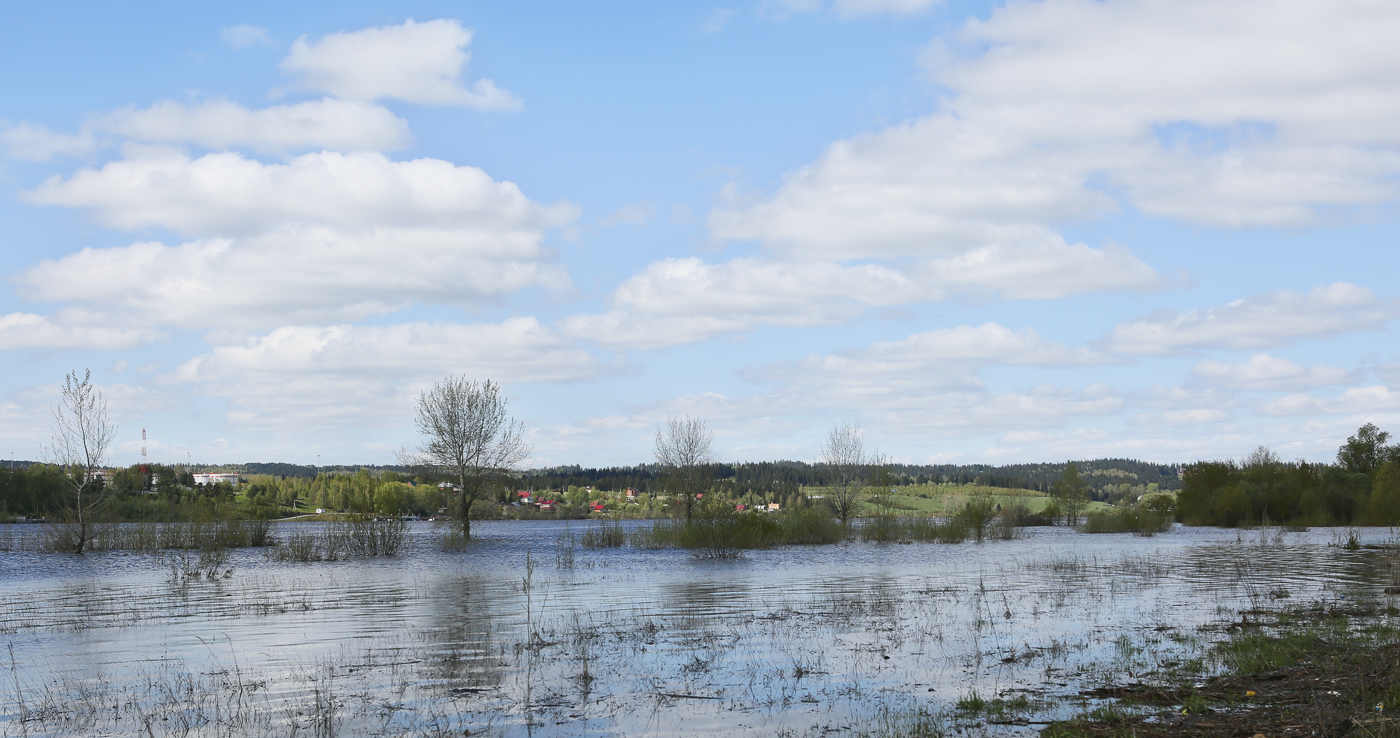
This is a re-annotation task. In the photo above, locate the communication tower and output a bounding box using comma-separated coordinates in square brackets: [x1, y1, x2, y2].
[140, 428, 150, 491]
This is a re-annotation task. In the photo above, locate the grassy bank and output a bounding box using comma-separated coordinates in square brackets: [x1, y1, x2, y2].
[1041, 600, 1400, 737]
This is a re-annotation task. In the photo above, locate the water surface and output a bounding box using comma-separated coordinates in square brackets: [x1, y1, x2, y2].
[2, 521, 1396, 736]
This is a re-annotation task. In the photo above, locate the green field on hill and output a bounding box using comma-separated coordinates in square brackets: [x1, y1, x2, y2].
[803, 483, 1113, 515]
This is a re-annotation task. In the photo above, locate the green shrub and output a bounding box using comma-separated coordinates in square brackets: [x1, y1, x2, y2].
[678, 505, 782, 558]
[953, 497, 999, 542]
[1080, 506, 1172, 535]
[779, 505, 846, 544]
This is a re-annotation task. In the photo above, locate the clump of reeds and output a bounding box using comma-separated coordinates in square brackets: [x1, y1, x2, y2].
[628, 519, 682, 549]
[36, 519, 278, 553]
[341, 517, 408, 556]
[903, 515, 971, 543]
[268, 518, 406, 561]
[269, 528, 347, 562]
[163, 547, 233, 580]
[439, 529, 469, 551]
[579, 519, 626, 548]
[556, 525, 577, 568]
[1080, 506, 1172, 536]
[857, 497, 1023, 544]
[860, 515, 971, 544]
[859, 513, 904, 543]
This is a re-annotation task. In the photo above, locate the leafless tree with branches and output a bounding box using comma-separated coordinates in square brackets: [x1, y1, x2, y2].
[654, 415, 714, 521]
[407, 377, 529, 541]
[821, 422, 866, 529]
[45, 370, 118, 554]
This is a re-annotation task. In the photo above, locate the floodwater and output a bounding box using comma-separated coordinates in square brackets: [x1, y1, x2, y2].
[1, 521, 1397, 737]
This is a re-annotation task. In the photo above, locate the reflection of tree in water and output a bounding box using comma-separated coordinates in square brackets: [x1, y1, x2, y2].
[660, 577, 755, 631]
[423, 576, 510, 690]
[817, 574, 904, 624]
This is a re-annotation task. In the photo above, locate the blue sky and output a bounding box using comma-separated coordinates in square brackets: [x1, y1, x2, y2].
[3, 0, 1399, 468]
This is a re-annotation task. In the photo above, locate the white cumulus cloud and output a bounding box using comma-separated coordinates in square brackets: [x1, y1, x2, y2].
[564, 239, 1162, 350]
[280, 18, 522, 110]
[20, 148, 577, 329]
[719, 0, 1400, 263]
[25, 148, 577, 236]
[19, 227, 571, 330]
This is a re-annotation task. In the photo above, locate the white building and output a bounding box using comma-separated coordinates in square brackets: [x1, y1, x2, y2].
[193, 472, 241, 487]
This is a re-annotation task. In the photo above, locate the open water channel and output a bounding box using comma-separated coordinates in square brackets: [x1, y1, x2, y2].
[1, 521, 1397, 737]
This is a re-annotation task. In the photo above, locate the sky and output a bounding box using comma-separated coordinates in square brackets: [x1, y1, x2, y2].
[3, 0, 1400, 469]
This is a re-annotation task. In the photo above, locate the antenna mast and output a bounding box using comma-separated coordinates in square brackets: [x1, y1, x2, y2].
[141, 428, 150, 492]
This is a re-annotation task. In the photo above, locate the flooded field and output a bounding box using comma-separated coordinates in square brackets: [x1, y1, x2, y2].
[1, 521, 1397, 737]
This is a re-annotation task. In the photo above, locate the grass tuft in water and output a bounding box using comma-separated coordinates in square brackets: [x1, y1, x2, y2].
[579, 519, 625, 548]
[1080, 507, 1172, 536]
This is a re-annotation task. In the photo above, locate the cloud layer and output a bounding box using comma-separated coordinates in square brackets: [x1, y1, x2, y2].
[175, 319, 602, 431]
[1101, 282, 1396, 355]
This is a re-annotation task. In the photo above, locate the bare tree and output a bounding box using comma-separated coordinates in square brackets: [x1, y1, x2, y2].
[45, 370, 118, 554]
[654, 415, 714, 521]
[821, 422, 866, 529]
[409, 377, 529, 541]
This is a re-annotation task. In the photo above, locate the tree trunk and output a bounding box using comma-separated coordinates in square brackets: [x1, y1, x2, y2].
[460, 488, 472, 540]
[73, 489, 89, 554]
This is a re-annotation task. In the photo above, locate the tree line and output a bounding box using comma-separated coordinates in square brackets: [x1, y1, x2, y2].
[1177, 423, 1400, 527]
[18, 369, 1400, 555]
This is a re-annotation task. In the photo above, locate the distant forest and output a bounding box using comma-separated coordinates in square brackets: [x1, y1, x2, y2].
[520, 458, 1180, 501]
